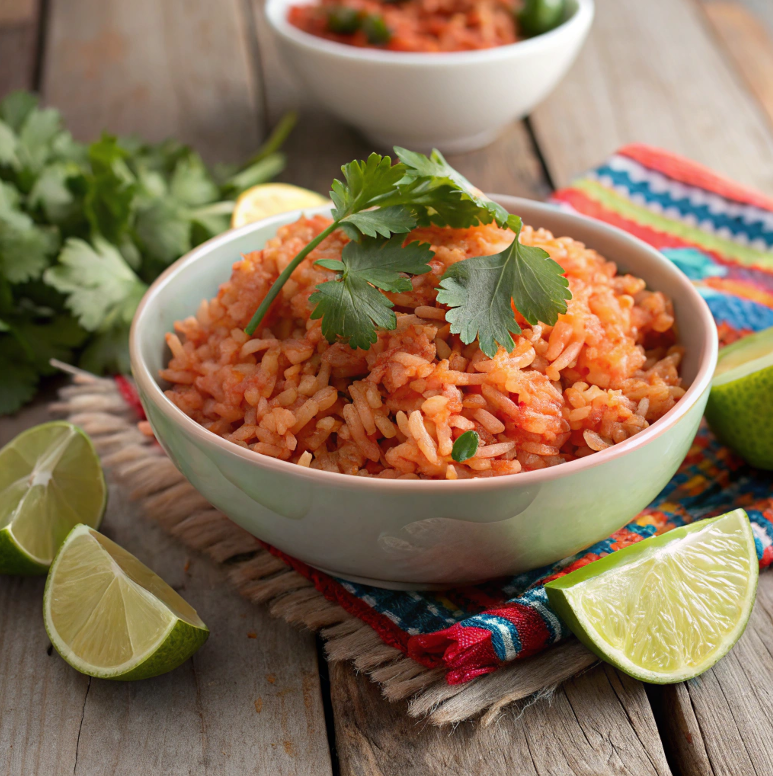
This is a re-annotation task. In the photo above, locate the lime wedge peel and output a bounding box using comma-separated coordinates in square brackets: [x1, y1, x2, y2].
[0, 422, 107, 575]
[44, 524, 209, 680]
[712, 327, 773, 387]
[705, 326, 773, 469]
[545, 509, 759, 684]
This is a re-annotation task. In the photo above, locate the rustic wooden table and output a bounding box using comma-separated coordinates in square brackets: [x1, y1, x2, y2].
[2, 1, 773, 774]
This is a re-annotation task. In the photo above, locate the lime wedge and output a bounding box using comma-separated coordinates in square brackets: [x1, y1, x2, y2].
[705, 326, 773, 469]
[545, 509, 758, 683]
[44, 525, 209, 680]
[231, 182, 330, 229]
[0, 422, 107, 575]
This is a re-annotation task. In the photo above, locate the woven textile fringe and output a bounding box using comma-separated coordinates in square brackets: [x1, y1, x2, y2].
[53, 374, 596, 725]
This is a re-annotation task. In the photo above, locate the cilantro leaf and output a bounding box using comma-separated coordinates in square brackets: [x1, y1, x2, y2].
[395, 147, 510, 227]
[0, 339, 39, 414]
[437, 217, 570, 357]
[16, 108, 65, 176]
[79, 323, 132, 375]
[84, 135, 137, 243]
[340, 204, 416, 239]
[0, 120, 18, 167]
[310, 235, 433, 349]
[44, 236, 148, 332]
[10, 315, 87, 374]
[135, 199, 192, 266]
[330, 153, 406, 221]
[0, 209, 59, 283]
[452, 430, 479, 462]
[170, 153, 219, 206]
[0, 91, 38, 133]
[28, 162, 83, 225]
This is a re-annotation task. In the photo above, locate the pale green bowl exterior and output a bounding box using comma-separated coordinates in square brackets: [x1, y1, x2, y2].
[130, 197, 717, 588]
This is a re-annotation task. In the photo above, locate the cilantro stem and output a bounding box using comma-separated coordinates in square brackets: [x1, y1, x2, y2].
[191, 201, 235, 217]
[244, 221, 339, 336]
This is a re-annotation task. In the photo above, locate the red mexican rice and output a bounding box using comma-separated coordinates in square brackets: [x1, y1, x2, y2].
[161, 217, 685, 480]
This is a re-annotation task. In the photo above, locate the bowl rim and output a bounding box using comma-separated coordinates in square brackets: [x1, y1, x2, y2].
[264, 0, 595, 67]
[130, 195, 718, 494]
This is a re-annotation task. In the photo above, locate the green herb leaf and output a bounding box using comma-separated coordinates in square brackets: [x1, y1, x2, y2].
[10, 315, 88, 374]
[330, 153, 406, 221]
[327, 6, 361, 34]
[84, 136, 137, 243]
[44, 236, 148, 332]
[310, 235, 433, 349]
[28, 162, 83, 225]
[0, 120, 18, 167]
[0, 339, 39, 414]
[0, 91, 38, 133]
[170, 153, 219, 206]
[362, 14, 391, 44]
[135, 199, 192, 266]
[452, 430, 479, 462]
[437, 216, 570, 357]
[395, 147, 510, 227]
[16, 107, 65, 177]
[340, 204, 416, 239]
[0, 209, 59, 283]
[78, 323, 132, 375]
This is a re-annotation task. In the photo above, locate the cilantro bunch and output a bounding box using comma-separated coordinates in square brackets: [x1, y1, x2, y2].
[0, 91, 293, 414]
[245, 148, 572, 357]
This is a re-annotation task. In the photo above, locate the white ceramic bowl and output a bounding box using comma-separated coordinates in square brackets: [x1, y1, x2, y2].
[130, 196, 717, 589]
[265, 0, 594, 153]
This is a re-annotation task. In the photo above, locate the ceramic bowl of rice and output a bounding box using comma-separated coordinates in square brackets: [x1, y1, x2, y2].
[130, 195, 717, 588]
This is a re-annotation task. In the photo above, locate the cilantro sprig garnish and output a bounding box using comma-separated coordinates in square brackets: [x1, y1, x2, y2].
[244, 148, 571, 356]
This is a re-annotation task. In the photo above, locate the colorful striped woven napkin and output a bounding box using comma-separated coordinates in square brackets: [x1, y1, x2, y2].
[128, 145, 773, 685]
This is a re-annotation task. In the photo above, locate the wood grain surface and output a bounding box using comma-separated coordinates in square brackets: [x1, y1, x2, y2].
[530, 0, 773, 192]
[0, 0, 40, 94]
[652, 571, 773, 776]
[701, 1, 773, 132]
[0, 401, 333, 776]
[330, 660, 672, 776]
[41, 0, 263, 163]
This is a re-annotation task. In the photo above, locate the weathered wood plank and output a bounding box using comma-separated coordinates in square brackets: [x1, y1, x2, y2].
[0, 0, 40, 95]
[701, 2, 773, 131]
[330, 660, 672, 776]
[530, 0, 773, 191]
[652, 571, 773, 776]
[0, 397, 88, 776]
[41, 0, 263, 163]
[0, 401, 334, 776]
[738, 0, 773, 33]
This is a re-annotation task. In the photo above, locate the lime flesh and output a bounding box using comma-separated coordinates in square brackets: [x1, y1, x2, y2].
[545, 509, 758, 683]
[44, 525, 209, 680]
[0, 422, 106, 574]
[705, 327, 773, 469]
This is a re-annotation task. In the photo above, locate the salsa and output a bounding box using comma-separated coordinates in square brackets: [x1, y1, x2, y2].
[288, 0, 527, 53]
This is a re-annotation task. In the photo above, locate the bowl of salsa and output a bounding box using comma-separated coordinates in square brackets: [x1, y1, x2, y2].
[265, 0, 594, 152]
